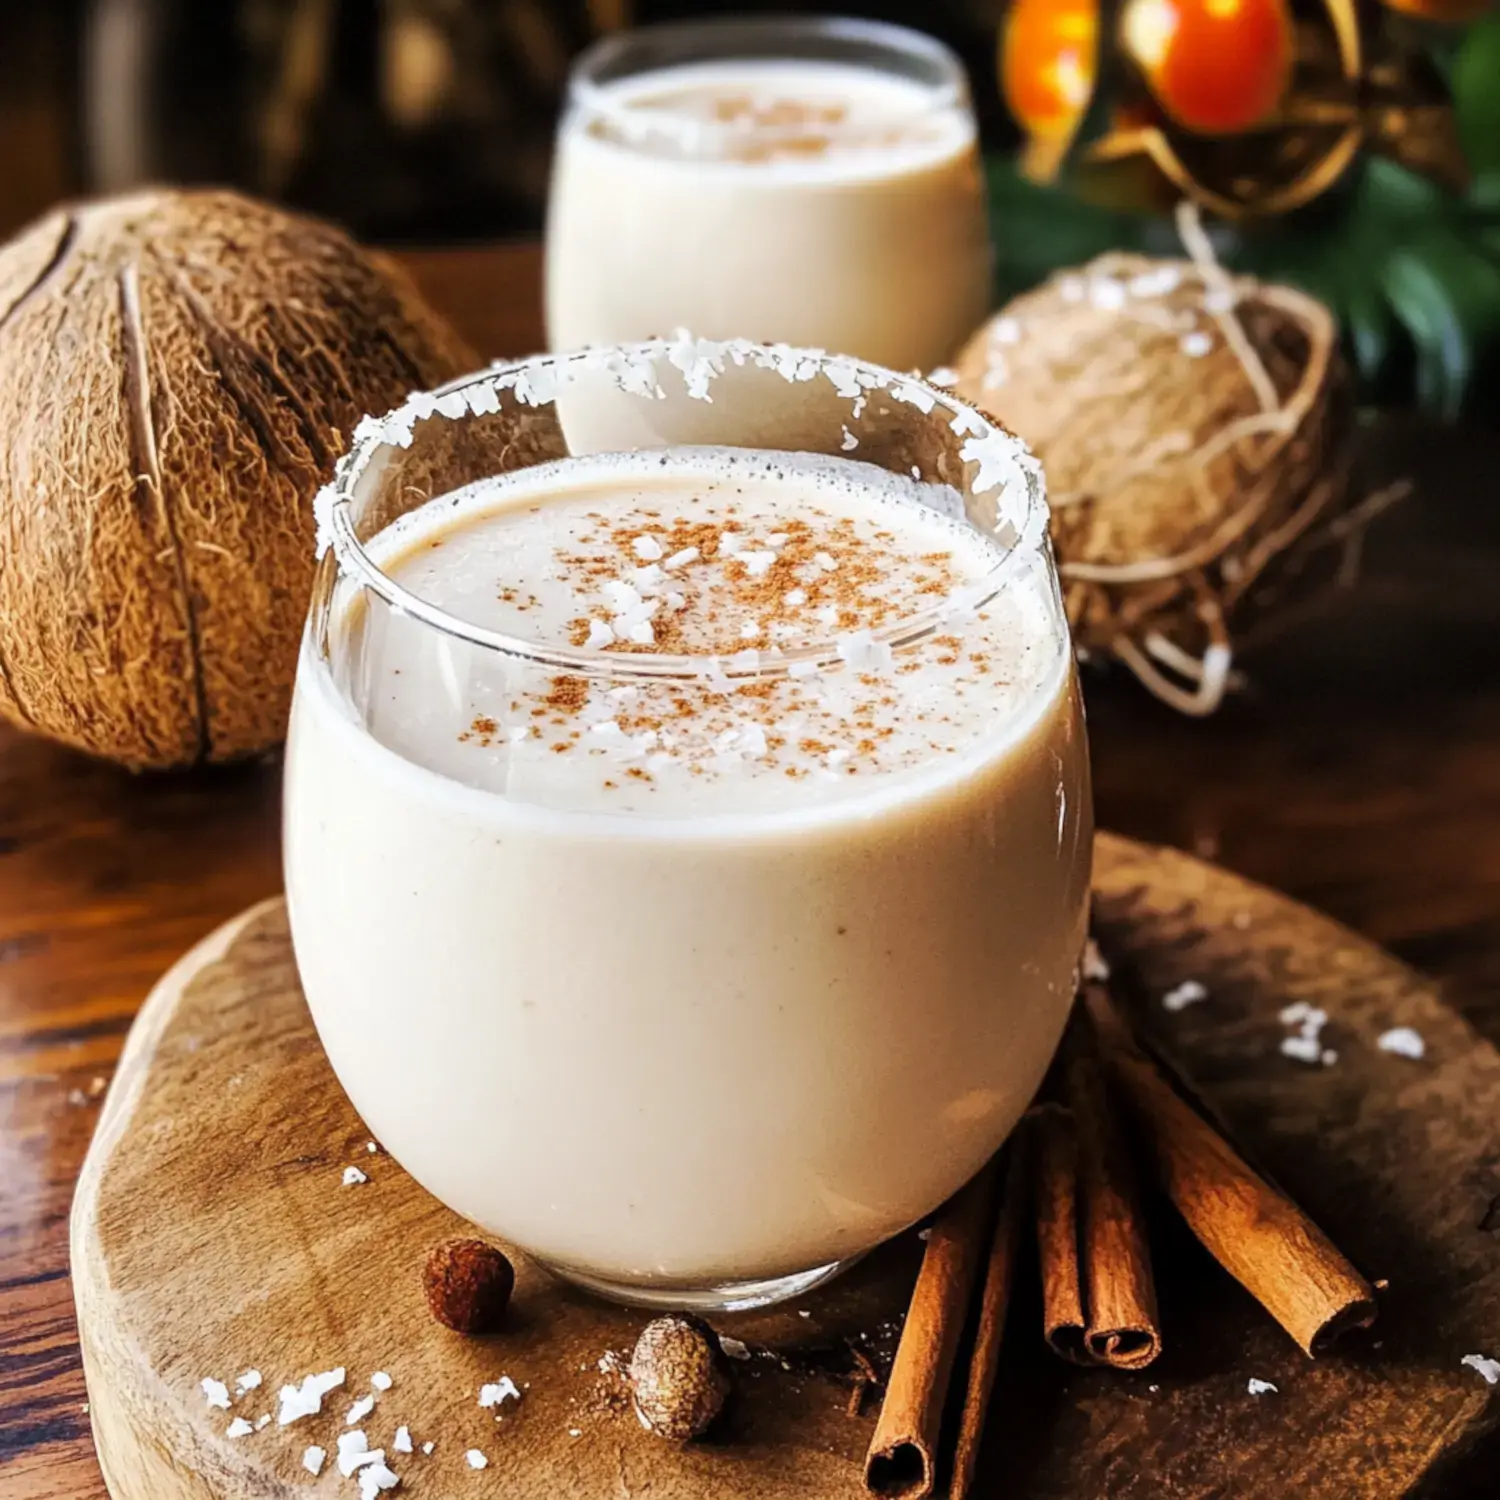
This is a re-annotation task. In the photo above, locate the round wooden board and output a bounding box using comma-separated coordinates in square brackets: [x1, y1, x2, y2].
[71, 833, 1500, 1500]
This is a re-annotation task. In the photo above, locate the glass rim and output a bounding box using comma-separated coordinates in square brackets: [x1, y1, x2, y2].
[565, 14, 970, 143]
[315, 338, 1051, 685]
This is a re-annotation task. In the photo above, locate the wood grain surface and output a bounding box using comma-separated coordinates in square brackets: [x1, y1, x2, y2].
[69, 838, 1500, 1499]
[2, 242, 1499, 1499]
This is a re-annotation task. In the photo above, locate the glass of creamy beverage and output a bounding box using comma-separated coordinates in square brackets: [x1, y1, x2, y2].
[545, 16, 992, 372]
[286, 337, 1091, 1311]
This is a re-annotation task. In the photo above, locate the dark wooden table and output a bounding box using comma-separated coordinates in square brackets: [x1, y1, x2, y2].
[2, 243, 1497, 1500]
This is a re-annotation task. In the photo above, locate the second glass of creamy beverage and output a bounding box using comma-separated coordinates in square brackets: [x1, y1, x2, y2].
[286, 339, 1091, 1310]
[545, 17, 992, 372]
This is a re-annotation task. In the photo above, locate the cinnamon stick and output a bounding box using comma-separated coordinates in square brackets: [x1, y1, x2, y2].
[950, 1137, 1027, 1500]
[1033, 1018, 1161, 1369]
[1083, 977, 1377, 1355]
[864, 1160, 998, 1499]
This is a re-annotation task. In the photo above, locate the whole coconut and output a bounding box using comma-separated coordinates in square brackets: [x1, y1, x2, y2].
[0, 189, 476, 767]
[952, 253, 1356, 714]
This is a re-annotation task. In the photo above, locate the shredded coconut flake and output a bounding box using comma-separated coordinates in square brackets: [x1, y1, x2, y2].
[276, 1367, 345, 1426]
[393, 1426, 412, 1454]
[343, 1166, 368, 1186]
[478, 1377, 522, 1410]
[1247, 1379, 1277, 1396]
[226, 1417, 254, 1438]
[632, 534, 663, 561]
[1180, 331, 1214, 358]
[336, 1431, 375, 1476]
[255, 1414, 271, 1431]
[346, 1395, 376, 1425]
[200, 1378, 231, 1411]
[421, 1441, 435, 1456]
[585, 619, 616, 649]
[662, 545, 700, 571]
[1378, 1027, 1425, 1060]
[358, 1462, 400, 1499]
[465, 1449, 489, 1470]
[303, 1446, 326, 1476]
[928, 366, 960, 386]
[370, 1371, 392, 1391]
[719, 1337, 751, 1361]
[234, 1370, 262, 1395]
[1464, 1354, 1500, 1385]
[1162, 980, 1208, 1012]
[1280, 1035, 1323, 1065]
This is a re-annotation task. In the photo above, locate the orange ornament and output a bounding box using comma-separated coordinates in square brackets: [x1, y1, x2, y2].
[1121, 0, 1294, 135]
[1003, 0, 1099, 139]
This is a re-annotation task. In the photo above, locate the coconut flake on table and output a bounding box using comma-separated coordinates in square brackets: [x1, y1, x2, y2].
[393, 1426, 413, 1454]
[1378, 1027, 1426, 1060]
[465, 1449, 489, 1469]
[662, 545, 700, 571]
[478, 1377, 521, 1410]
[276, 1367, 346, 1426]
[632, 534, 664, 561]
[1463, 1354, 1500, 1385]
[359, 1463, 401, 1499]
[226, 1417, 254, 1438]
[337, 1431, 380, 1476]
[343, 1166, 368, 1186]
[200, 1378, 231, 1410]
[1279, 1002, 1334, 1065]
[346, 1394, 377, 1425]
[1162, 980, 1208, 1012]
[1247, 1379, 1277, 1396]
[303, 1446, 326, 1476]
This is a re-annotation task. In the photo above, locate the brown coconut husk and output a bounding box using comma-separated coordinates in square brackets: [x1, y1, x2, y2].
[951, 215, 1398, 714]
[0, 189, 476, 769]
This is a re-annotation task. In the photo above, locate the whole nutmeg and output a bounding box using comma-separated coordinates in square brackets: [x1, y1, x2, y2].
[628, 1315, 732, 1442]
[422, 1239, 514, 1334]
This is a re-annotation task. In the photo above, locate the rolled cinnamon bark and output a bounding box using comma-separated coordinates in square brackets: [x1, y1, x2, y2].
[1033, 1018, 1161, 1369]
[1083, 978, 1376, 1356]
[951, 1136, 1027, 1500]
[864, 1160, 998, 1499]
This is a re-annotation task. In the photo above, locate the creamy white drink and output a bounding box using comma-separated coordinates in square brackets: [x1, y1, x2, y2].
[286, 443, 1091, 1300]
[546, 26, 992, 371]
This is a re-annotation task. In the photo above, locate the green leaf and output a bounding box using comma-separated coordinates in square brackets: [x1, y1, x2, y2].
[1380, 227, 1500, 420]
[1454, 16, 1500, 179]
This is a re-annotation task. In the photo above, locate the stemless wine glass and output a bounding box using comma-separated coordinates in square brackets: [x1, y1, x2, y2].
[544, 16, 992, 371]
[286, 338, 1091, 1312]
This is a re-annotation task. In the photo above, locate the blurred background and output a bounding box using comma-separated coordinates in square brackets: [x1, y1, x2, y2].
[0, 0, 1495, 416]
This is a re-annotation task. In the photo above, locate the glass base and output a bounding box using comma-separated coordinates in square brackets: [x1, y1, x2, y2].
[544, 1256, 853, 1313]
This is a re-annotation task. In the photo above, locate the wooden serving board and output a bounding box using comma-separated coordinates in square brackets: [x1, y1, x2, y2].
[71, 833, 1500, 1499]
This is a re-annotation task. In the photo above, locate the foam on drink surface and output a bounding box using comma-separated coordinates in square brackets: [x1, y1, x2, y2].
[350, 448, 1062, 817]
[583, 59, 973, 173]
